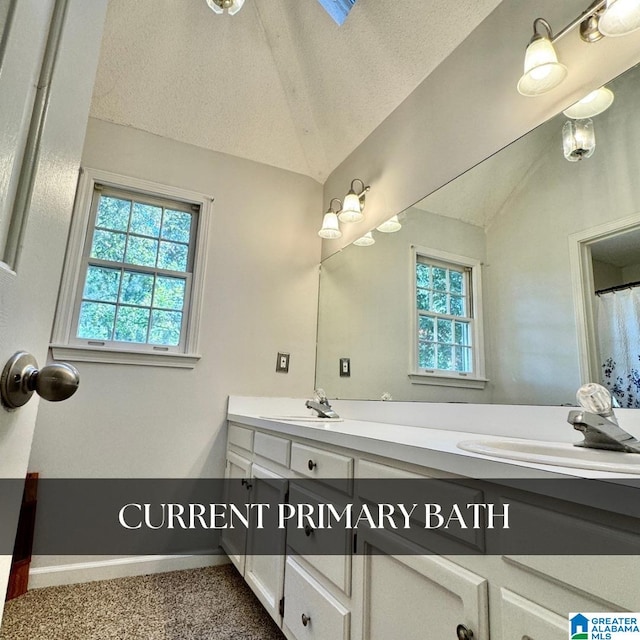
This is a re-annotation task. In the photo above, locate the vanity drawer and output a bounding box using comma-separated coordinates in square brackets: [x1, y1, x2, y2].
[227, 423, 254, 454]
[283, 557, 350, 640]
[254, 431, 290, 468]
[286, 483, 352, 594]
[291, 443, 353, 494]
[357, 459, 485, 553]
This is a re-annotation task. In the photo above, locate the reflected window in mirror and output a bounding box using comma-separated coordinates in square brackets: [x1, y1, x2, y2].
[411, 246, 486, 388]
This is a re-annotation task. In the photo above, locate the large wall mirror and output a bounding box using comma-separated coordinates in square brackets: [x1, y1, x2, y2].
[316, 61, 640, 407]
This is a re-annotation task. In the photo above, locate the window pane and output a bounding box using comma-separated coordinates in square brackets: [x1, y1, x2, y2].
[125, 236, 158, 267]
[77, 302, 116, 340]
[450, 294, 465, 317]
[130, 202, 162, 237]
[437, 318, 452, 344]
[418, 315, 434, 341]
[157, 241, 188, 271]
[454, 321, 470, 346]
[96, 196, 131, 231]
[455, 347, 473, 373]
[437, 345, 453, 370]
[120, 271, 154, 307]
[449, 270, 464, 294]
[83, 266, 120, 302]
[432, 292, 447, 314]
[114, 306, 150, 343]
[154, 276, 186, 310]
[90, 230, 126, 262]
[418, 342, 435, 369]
[149, 310, 183, 346]
[417, 289, 430, 311]
[432, 267, 447, 291]
[162, 210, 192, 243]
[416, 263, 430, 288]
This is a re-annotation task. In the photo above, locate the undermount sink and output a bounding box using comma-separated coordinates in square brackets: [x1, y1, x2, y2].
[261, 415, 343, 423]
[457, 438, 640, 474]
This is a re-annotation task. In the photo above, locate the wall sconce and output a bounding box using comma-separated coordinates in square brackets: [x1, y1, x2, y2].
[206, 0, 245, 15]
[318, 198, 343, 239]
[517, 0, 640, 96]
[353, 232, 375, 247]
[339, 179, 370, 223]
[563, 118, 596, 161]
[376, 215, 402, 233]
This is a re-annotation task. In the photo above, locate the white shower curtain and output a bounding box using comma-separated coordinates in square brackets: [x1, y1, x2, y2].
[596, 286, 640, 408]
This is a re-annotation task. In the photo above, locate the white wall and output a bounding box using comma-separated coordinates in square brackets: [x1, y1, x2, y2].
[29, 118, 321, 570]
[316, 208, 488, 401]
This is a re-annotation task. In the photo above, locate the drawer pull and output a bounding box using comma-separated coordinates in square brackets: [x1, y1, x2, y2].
[304, 524, 315, 537]
[308, 459, 317, 471]
[301, 613, 311, 627]
[456, 624, 473, 640]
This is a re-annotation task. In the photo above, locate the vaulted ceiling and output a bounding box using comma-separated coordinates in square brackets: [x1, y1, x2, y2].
[90, 0, 502, 183]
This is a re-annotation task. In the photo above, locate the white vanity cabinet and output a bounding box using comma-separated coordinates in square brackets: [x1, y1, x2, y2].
[223, 417, 640, 640]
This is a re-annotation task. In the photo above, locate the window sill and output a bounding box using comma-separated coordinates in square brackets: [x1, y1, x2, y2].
[408, 372, 488, 390]
[50, 344, 201, 369]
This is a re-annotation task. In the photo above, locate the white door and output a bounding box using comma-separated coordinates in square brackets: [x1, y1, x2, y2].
[0, 0, 107, 616]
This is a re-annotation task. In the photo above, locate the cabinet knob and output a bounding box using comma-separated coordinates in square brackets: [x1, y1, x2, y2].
[304, 524, 314, 537]
[456, 624, 473, 640]
[301, 613, 311, 627]
[308, 459, 317, 471]
[241, 478, 252, 490]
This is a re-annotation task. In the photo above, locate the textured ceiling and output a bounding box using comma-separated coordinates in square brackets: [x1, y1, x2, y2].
[90, 0, 502, 182]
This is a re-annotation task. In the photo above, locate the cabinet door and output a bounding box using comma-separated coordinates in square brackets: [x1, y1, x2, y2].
[220, 450, 251, 574]
[499, 589, 566, 640]
[358, 529, 489, 640]
[244, 464, 288, 624]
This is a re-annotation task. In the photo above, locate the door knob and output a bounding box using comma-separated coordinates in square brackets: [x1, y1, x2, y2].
[1, 351, 80, 410]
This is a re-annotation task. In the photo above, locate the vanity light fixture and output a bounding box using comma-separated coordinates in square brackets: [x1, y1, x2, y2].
[318, 198, 343, 239]
[376, 215, 402, 233]
[205, 0, 245, 15]
[517, 19, 567, 96]
[563, 86, 614, 118]
[517, 0, 640, 97]
[562, 118, 596, 162]
[353, 231, 375, 246]
[338, 178, 370, 223]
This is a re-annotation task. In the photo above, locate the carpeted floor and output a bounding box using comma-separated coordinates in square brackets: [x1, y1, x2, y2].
[0, 564, 285, 640]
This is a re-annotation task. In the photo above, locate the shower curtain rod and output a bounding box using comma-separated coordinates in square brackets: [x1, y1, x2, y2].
[595, 280, 640, 296]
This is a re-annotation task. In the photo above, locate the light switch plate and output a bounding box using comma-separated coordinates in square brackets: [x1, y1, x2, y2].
[340, 357, 350, 377]
[276, 352, 290, 373]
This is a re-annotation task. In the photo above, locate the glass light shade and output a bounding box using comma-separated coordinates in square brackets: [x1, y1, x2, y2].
[206, 0, 245, 14]
[318, 211, 342, 239]
[563, 87, 614, 119]
[562, 119, 596, 162]
[338, 192, 364, 223]
[353, 232, 375, 246]
[517, 37, 568, 96]
[599, 0, 640, 36]
[376, 215, 402, 233]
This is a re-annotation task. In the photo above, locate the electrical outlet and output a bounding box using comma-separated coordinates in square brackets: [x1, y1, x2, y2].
[276, 352, 290, 373]
[339, 357, 350, 377]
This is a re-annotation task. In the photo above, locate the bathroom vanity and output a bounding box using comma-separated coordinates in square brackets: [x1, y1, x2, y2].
[223, 396, 640, 640]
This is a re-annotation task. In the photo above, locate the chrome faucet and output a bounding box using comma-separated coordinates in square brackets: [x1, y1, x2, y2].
[568, 383, 640, 453]
[305, 388, 339, 419]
